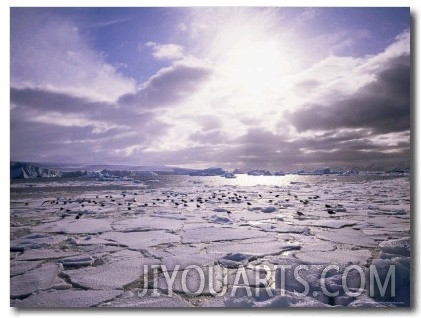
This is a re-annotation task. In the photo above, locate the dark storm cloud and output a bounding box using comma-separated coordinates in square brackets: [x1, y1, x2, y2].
[11, 86, 159, 128]
[118, 63, 212, 109]
[11, 87, 113, 113]
[10, 86, 170, 163]
[287, 54, 410, 134]
[212, 128, 410, 170]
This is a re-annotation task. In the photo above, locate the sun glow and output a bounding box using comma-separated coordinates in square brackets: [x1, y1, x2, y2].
[196, 12, 299, 117]
[222, 41, 288, 94]
[205, 35, 297, 120]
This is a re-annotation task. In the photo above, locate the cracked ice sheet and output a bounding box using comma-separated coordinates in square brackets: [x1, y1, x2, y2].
[360, 229, 394, 241]
[99, 293, 193, 307]
[251, 222, 309, 234]
[314, 228, 377, 247]
[158, 264, 225, 296]
[11, 290, 123, 307]
[294, 249, 372, 265]
[32, 218, 112, 234]
[365, 216, 410, 232]
[236, 211, 283, 221]
[164, 244, 205, 257]
[182, 226, 269, 244]
[206, 239, 300, 258]
[74, 236, 121, 246]
[10, 233, 67, 252]
[201, 288, 328, 308]
[10, 264, 70, 298]
[111, 216, 184, 232]
[64, 257, 159, 290]
[287, 234, 337, 252]
[10, 260, 42, 276]
[294, 219, 359, 229]
[100, 230, 179, 250]
[160, 254, 218, 271]
[16, 249, 80, 261]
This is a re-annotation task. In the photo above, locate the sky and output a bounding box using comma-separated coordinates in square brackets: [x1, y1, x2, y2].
[10, 7, 410, 171]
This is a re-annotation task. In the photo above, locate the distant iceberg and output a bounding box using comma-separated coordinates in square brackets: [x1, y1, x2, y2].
[296, 168, 334, 175]
[189, 167, 227, 176]
[10, 162, 62, 180]
[273, 171, 286, 176]
[247, 169, 273, 176]
[223, 172, 236, 178]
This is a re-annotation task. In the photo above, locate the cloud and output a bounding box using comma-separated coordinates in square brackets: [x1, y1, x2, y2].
[10, 8, 135, 102]
[10, 87, 113, 114]
[189, 130, 228, 145]
[119, 61, 212, 110]
[222, 127, 410, 170]
[287, 53, 410, 134]
[10, 86, 171, 164]
[145, 42, 185, 60]
[9, 9, 410, 170]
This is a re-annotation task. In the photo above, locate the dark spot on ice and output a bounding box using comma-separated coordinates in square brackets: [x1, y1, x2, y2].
[327, 209, 335, 215]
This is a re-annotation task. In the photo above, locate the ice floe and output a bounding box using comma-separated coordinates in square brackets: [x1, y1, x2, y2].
[33, 218, 112, 234]
[294, 249, 372, 265]
[57, 254, 95, 268]
[11, 233, 67, 252]
[12, 290, 122, 307]
[63, 257, 159, 290]
[182, 226, 269, 244]
[10, 264, 70, 298]
[314, 228, 377, 247]
[100, 230, 179, 250]
[10, 175, 410, 307]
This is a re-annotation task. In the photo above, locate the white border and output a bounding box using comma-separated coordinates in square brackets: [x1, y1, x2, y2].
[1, 1, 418, 318]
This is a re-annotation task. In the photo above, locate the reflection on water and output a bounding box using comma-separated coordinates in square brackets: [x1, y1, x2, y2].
[191, 174, 409, 188]
[10, 173, 409, 197]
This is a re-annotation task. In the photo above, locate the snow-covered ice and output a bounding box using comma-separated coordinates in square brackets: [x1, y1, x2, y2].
[100, 230, 179, 250]
[12, 290, 123, 307]
[10, 175, 410, 307]
[10, 264, 70, 298]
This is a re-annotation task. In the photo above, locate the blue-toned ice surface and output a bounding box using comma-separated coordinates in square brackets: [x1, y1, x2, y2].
[10, 175, 410, 307]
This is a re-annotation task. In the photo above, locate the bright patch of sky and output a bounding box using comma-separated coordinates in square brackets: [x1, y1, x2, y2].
[10, 7, 410, 170]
